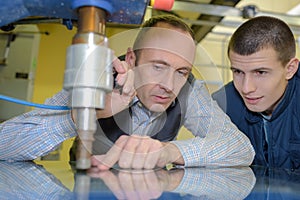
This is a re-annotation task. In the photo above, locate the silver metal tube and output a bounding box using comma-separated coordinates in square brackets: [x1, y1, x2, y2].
[64, 6, 113, 169]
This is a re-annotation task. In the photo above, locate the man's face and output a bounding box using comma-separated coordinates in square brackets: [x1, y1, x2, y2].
[229, 47, 292, 115]
[127, 24, 195, 113]
[134, 48, 192, 112]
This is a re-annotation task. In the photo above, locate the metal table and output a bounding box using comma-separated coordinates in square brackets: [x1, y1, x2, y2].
[1, 161, 300, 199]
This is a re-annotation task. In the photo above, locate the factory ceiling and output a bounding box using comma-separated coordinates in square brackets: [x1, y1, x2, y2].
[152, 0, 242, 43]
[152, 0, 300, 43]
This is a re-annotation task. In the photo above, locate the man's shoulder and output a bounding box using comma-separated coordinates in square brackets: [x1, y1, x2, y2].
[212, 81, 240, 106]
[44, 89, 70, 105]
[212, 81, 236, 98]
[211, 81, 245, 117]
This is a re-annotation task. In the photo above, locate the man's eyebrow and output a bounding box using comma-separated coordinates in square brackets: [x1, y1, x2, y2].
[178, 66, 192, 72]
[149, 60, 192, 71]
[149, 60, 170, 66]
[252, 67, 271, 71]
[230, 66, 271, 73]
[230, 66, 239, 70]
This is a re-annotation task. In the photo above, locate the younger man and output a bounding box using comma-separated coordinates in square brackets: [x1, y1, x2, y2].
[213, 16, 300, 170]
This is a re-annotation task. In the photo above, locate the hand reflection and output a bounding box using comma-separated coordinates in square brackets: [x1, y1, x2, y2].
[88, 167, 184, 200]
[87, 166, 256, 200]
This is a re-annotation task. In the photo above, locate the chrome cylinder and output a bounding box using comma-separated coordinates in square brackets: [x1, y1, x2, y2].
[63, 6, 112, 169]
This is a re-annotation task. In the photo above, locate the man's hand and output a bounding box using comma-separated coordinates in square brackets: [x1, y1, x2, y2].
[91, 135, 184, 170]
[96, 58, 135, 118]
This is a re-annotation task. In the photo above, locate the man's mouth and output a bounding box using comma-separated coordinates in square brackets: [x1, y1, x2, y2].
[244, 96, 262, 105]
[152, 95, 171, 104]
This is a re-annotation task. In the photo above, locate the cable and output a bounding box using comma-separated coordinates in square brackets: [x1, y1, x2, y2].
[0, 94, 70, 110]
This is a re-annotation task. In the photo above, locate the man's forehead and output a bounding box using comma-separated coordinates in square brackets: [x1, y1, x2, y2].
[134, 27, 196, 65]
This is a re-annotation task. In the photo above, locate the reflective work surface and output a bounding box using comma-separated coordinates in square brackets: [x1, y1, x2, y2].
[0, 161, 300, 200]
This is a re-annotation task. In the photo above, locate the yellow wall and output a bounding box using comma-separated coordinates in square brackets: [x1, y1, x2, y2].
[33, 24, 76, 103]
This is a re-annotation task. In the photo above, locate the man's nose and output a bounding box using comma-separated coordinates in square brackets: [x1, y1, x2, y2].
[159, 71, 174, 92]
[241, 75, 256, 94]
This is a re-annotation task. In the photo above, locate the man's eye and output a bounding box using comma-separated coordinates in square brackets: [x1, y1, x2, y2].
[257, 71, 267, 75]
[153, 64, 165, 71]
[154, 65, 162, 70]
[232, 69, 241, 74]
[177, 70, 189, 77]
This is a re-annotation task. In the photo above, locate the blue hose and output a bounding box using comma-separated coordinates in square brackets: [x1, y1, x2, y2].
[0, 94, 70, 110]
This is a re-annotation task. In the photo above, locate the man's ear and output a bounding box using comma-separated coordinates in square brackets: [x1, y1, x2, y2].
[125, 47, 136, 69]
[286, 58, 299, 80]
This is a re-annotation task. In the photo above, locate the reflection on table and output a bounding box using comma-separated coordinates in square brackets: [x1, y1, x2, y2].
[0, 161, 299, 199]
[0, 161, 72, 200]
[245, 165, 300, 200]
